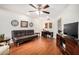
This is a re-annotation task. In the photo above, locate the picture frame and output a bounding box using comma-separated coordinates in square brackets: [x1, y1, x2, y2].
[45, 23, 48, 28]
[45, 22, 52, 29]
[21, 21, 28, 27]
[11, 20, 19, 26]
[49, 23, 52, 28]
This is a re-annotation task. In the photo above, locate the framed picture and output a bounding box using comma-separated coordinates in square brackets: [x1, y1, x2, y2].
[45, 23, 48, 28]
[49, 23, 52, 28]
[21, 21, 28, 27]
[11, 20, 19, 26]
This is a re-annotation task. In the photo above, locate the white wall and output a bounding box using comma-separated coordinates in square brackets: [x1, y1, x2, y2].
[32, 17, 54, 37]
[0, 9, 55, 44]
[61, 5, 79, 24]
[0, 8, 55, 42]
[33, 17, 53, 32]
[0, 9, 34, 40]
[59, 5, 79, 39]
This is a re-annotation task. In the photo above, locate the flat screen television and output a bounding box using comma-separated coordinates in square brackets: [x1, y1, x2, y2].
[64, 22, 78, 39]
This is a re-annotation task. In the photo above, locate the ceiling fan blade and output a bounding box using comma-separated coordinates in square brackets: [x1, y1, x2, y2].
[43, 5, 49, 9]
[42, 11, 50, 14]
[29, 4, 36, 9]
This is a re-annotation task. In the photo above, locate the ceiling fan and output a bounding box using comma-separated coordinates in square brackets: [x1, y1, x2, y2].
[29, 4, 50, 15]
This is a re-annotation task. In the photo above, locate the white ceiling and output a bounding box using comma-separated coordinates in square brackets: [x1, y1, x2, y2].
[0, 4, 69, 19]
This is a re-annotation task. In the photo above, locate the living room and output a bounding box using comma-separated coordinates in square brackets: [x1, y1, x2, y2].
[0, 4, 79, 55]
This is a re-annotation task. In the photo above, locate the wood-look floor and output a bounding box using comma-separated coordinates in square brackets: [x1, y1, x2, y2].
[10, 37, 62, 55]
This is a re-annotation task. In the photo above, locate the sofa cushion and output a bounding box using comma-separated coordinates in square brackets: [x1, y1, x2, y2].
[12, 30, 34, 37]
[15, 34, 38, 40]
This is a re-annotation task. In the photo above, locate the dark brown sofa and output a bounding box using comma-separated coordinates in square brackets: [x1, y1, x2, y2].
[11, 30, 38, 45]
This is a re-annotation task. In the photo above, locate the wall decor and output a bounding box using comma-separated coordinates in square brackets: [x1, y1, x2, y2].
[11, 20, 19, 26]
[49, 23, 52, 28]
[45, 23, 48, 28]
[45, 22, 52, 29]
[29, 22, 33, 27]
[21, 21, 28, 27]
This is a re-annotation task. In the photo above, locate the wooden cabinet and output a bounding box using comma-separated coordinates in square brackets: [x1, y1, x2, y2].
[41, 31, 53, 38]
[56, 34, 79, 55]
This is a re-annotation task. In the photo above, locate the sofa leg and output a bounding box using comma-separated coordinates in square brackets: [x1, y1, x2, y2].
[14, 43, 19, 46]
[17, 43, 20, 46]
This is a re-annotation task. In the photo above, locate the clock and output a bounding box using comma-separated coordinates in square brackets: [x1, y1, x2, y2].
[11, 20, 19, 26]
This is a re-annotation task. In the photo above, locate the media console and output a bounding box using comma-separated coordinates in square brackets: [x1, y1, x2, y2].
[41, 31, 53, 38]
[56, 34, 79, 55]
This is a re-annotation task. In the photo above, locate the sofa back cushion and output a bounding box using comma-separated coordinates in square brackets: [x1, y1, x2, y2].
[12, 30, 34, 38]
[26, 30, 34, 35]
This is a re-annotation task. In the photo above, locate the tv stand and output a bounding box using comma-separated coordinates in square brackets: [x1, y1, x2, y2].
[56, 34, 79, 55]
[41, 31, 53, 38]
